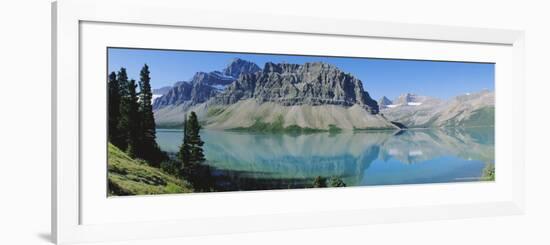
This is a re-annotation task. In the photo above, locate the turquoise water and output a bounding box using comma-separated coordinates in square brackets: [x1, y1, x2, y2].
[156, 127, 494, 190]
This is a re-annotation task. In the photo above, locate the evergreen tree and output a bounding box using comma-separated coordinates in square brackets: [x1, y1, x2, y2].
[138, 64, 160, 163]
[116, 68, 140, 156]
[313, 176, 327, 188]
[177, 116, 191, 175]
[329, 176, 346, 187]
[186, 112, 205, 166]
[116, 68, 130, 151]
[125, 79, 141, 158]
[178, 112, 211, 191]
[108, 72, 123, 147]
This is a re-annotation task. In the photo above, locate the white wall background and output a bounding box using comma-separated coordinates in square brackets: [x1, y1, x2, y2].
[1, 0, 548, 244]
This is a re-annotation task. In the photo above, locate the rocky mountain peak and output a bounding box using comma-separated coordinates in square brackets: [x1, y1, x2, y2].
[153, 59, 261, 110]
[223, 58, 261, 78]
[378, 96, 393, 108]
[152, 86, 172, 96]
[190, 71, 233, 86]
[394, 93, 429, 106]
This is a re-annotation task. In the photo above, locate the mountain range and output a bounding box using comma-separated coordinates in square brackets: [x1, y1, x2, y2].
[379, 91, 494, 128]
[153, 58, 260, 110]
[152, 58, 494, 130]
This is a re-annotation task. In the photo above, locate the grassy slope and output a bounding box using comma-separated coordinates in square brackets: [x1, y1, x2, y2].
[107, 143, 193, 196]
[439, 106, 495, 128]
[462, 106, 495, 127]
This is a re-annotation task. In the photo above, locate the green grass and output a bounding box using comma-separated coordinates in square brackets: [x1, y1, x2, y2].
[482, 163, 495, 181]
[206, 107, 225, 117]
[328, 124, 342, 133]
[229, 115, 326, 134]
[107, 143, 193, 196]
[250, 115, 285, 131]
[230, 117, 399, 134]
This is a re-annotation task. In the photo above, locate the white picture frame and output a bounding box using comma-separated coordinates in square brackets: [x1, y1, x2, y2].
[52, 0, 525, 244]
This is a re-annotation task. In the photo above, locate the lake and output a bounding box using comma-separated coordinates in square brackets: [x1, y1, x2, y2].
[156, 127, 494, 191]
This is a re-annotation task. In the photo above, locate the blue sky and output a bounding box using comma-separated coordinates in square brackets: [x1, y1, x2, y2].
[108, 47, 494, 100]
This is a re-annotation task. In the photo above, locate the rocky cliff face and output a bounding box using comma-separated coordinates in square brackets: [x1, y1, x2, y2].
[152, 85, 176, 104]
[152, 81, 193, 109]
[210, 62, 380, 113]
[152, 59, 260, 110]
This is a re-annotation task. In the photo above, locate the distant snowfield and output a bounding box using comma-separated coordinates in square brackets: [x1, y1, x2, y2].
[211, 84, 228, 91]
[408, 150, 424, 156]
[385, 102, 422, 108]
[152, 94, 162, 101]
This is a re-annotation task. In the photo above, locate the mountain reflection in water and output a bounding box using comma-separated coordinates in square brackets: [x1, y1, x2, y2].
[156, 127, 494, 191]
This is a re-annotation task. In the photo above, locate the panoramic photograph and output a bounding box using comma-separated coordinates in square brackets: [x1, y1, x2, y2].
[106, 47, 495, 196]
